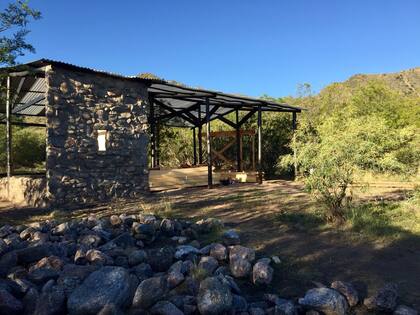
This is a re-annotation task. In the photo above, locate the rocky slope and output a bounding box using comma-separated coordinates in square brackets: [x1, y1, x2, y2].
[0, 213, 417, 315]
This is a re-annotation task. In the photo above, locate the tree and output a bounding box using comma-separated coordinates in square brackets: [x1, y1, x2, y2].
[280, 81, 419, 223]
[0, 0, 41, 66]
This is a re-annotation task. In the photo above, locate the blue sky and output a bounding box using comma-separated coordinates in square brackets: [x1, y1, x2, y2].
[11, 0, 420, 97]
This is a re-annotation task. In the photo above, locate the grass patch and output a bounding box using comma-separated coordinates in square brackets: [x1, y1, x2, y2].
[345, 189, 420, 240]
[276, 208, 325, 231]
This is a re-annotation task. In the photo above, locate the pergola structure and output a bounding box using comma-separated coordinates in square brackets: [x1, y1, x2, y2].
[147, 82, 302, 187]
[1, 59, 302, 196]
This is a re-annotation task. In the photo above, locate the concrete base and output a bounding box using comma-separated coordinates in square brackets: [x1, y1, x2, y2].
[0, 176, 48, 208]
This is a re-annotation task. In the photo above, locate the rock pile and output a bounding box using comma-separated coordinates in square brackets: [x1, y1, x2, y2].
[0, 214, 417, 315]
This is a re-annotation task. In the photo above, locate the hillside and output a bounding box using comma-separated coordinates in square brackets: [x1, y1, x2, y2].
[344, 67, 420, 96]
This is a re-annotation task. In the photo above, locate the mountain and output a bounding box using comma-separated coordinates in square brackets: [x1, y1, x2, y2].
[343, 67, 420, 97]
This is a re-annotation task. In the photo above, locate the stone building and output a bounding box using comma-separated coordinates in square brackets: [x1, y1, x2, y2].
[0, 59, 301, 208]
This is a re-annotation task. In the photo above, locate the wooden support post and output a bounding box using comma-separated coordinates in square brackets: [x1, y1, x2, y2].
[6, 76, 12, 197]
[198, 105, 203, 164]
[193, 127, 197, 165]
[257, 105, 262, 184]
[206, 98, 212, 188]
[235, 109, 241, 172]
[292, 112, 297, 179]
[149, 96, 156, 168]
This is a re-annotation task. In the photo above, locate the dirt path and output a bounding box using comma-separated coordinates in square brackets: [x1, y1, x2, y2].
[156, 181, 420, 308]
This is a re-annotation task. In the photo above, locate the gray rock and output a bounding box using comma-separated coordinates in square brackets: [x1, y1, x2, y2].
[222, 229, 240, 246]
[86, 249, 111, 265]
[174, 245, 200, 259]
[67, 266, 132, 315]
[150, 300, 184, 315]
[22, 287, 39, 315]
[27, 268, 59, 285]
[167, 271, 185, 289]
[252, 261, 274, 285]
[229, 245, 255, 262]
[109, 215, 122, 226]
[232, 294, 248, 312]
[249, 307, 265, 315]
[97, 303, 125, 315]
[16, 244, 52, 264]
[160, 219, 176, 236]
[52, 222, 70, 235]
[230, 256, 252, 278]
[197, 277, 233, 315]
[330, 281, 359, 307]
[100, 232, 134, 251]
[128, 250, 147, 266]
[0, 288, 23, 314]
[298, 287, 349, 315]
[210, 243, 227, 261]
[198, 256, 219, 275]
[132, 276, 167, 309]
[275, 300, 298, 315]
[33, 284, 66, 315]
[132, 263, 153, 282]
[364, 283, 398, 312]
[394, 305, 418, 315]
[148, 247, 174, 272]
[0, 251, 17, 277]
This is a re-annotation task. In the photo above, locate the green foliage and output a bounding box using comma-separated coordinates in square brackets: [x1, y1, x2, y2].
[0, 0, 41, 66]
[0, 125, 45, 171]
[280, 80, 420, 223]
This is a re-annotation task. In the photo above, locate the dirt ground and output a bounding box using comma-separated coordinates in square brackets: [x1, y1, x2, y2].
[1, 180, 419, 309]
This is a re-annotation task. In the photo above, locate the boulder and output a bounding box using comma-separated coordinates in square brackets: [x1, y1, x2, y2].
[128, 250, 147, 266]
[197, 277, 232, 315]
[148, 247, 174, 272]
[67, 266, 132, 315]
[109, 215, 122, 226]
[298, 287, 349, 315]
[86, 249, 111, 265]
[275, 300, 298, 315]
[0, 251, 17, 277]
[132, 276, 167, 309]
[209, 243, 227, 261]
[160, 219, 176, 236]
[33, 284, 66, 315]
[167, 271, 185, 289]
[252, 260, 274, 285]
[150, 300, 184, 315]
[394, 305, 418, 315]
[364, 283, 398, 312]
[132, 263, 153, 282]
[222, 229, 240, 246]
[198, 256, 219, 275]
[16, 244, 52, 264]
[0, 288, 23, 314]
[174, 245, 200, 260]
[97, 303, 125, 315]
[330, 281, 359, 307]
[230, 256, 252, 278]
[229, 245, 255, 262]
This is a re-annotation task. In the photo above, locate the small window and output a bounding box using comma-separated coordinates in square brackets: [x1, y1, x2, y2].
[97, 130, 107, 151]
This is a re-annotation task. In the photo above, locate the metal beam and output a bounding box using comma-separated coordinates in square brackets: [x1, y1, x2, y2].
[206, 98, 213, 188]
[149, 95, 156, 168]
[193, 127, 197, 165]
[198, 105, 203, 164]
[236, 109, 241, 172]
[257, 105, 262, 184]
[238, 109, 257, 126]
[6, 76, 12, 196]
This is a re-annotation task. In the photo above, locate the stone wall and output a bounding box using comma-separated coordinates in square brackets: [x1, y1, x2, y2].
[45, 65, 150, 206]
